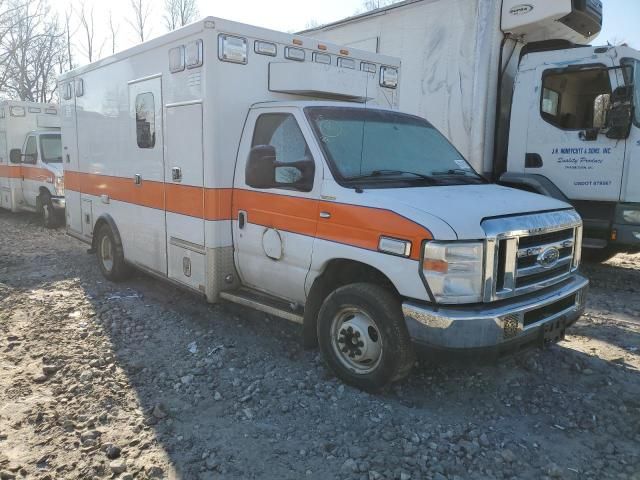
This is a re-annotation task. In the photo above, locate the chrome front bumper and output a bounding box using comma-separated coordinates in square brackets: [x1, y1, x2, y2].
[51, 196, 66, 210]
[403, 274, 588, 351]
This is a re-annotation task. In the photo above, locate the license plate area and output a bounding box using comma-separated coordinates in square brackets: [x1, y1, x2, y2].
[542, 314, 570, 346]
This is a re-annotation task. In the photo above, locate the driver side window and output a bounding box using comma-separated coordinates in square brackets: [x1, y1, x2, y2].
[24, 136, 37, 164]
[252, 113, 313, 185]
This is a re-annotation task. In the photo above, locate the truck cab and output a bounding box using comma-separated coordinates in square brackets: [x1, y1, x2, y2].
[0, 101, 64, 228]
[505, 45, 640, 257]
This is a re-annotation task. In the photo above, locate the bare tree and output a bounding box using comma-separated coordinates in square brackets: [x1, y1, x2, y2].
[128, 0, 152, 43]
[360, 0, 400, 12]
[108, 10, 118, 55]
[77, 1, 104, 63]
[305, 19, 320, 30]
[164, 0, 198, 31]
[1, 0, 66, 101]
[63, 7, 75, 70]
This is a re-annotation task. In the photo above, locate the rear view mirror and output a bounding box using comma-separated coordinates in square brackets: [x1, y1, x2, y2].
[9, 148, 22, 164]
[606, 85, 634, 140]
[592, 93, 611, 130]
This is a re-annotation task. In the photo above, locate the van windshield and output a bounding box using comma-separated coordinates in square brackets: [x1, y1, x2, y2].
[40, 134, 62, 163]
[304, 106, 485, 188]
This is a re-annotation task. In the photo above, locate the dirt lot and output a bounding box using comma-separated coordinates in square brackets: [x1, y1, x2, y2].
[1, 210, 639, 480]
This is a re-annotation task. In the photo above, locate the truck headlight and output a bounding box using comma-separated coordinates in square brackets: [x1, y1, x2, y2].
[622, 208, 640, 225]
[422, 241, 484, 304]
[55, 176, 64, 196]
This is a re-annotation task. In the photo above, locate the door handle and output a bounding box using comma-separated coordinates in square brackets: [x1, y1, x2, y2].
[172, 167, 182, 182]
[134, 174, 142, 185]
[238, 211, 246, 229]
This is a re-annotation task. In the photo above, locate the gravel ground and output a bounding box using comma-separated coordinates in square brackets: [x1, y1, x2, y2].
[1, 210, 639, 480]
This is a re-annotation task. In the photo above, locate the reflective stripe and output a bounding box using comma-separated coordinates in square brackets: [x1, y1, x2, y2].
[65, 170, 433, 259]
[0, 164, 55, 182]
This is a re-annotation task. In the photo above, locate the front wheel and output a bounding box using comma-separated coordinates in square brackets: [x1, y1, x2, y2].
[95, 224, 132, 282]
[317, 283, 415, 391]
[38, 193, 57, 229]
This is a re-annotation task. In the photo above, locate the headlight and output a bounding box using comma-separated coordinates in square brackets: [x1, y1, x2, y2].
[55, 176, 64, 196]
[622, 208, 640, 225]
[422, 241, 484, 304]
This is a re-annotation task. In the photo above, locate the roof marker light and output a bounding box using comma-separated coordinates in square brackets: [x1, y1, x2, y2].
[340, 49, 349, 55]
[293, 38, 303, 46]
[317, 44, 327, 50]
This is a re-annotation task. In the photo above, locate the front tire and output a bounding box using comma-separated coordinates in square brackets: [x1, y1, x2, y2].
[38, 193, 57, 229]
[317, 283, 415, 391]
[95, 224, 132, 282]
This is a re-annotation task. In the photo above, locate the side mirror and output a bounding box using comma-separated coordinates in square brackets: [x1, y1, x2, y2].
[606, 85, 634, 140]
[246, 145, 315, 192]
[9, 149, 22, 164]
[246, 145, 277, 189]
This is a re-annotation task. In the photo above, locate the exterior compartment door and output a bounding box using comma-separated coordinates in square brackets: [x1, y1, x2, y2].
[126, 76, 167, 275]
[164, 102, 206, 292]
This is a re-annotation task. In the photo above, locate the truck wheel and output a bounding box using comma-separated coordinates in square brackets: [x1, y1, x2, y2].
[95, 223, 132, 281]
[38, 193, 57, 229]
[317, 283, 415, 391]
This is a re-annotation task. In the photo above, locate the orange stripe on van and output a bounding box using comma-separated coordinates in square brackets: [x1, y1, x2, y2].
[0, 165, 22, 178]
[232, 189, 319, 238]
[232, 190, 431, 260]
[64, 172, 433, 259]
[204, 188, 234, 221]
[65, 171, 164, 210]
[20, 166, 55, 183]
[316, 200, 431, 260]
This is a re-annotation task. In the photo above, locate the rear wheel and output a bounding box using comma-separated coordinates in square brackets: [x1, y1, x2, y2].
[317, 283, 415, 391]
[95, 223, 132, 281]
[38, 192, 57, 229]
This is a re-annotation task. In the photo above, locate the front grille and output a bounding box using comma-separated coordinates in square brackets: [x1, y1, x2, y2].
[483, 210, 583, 302]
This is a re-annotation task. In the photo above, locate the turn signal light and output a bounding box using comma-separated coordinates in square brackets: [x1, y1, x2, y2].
[423, 259, 448, 273]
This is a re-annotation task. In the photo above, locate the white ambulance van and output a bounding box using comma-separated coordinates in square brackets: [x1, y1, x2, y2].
[305, 0, 640, 260]
[0, 101, 64, 227]
[60, 17, 589, 390]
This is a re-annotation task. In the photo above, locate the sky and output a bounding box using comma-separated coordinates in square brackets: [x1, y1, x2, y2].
[47, 0, 639, 65]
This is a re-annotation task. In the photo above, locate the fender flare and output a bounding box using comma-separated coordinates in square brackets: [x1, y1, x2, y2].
[91, 214, 124, 252]
[498, 172, 570, 203]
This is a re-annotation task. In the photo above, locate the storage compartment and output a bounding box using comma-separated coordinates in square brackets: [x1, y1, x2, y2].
[168, 240, 206, 293]
[81, 198, 93, 238]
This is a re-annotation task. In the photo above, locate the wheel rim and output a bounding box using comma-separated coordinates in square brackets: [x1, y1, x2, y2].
[100, 235, 114, 273]
[330, 306, 383, 375]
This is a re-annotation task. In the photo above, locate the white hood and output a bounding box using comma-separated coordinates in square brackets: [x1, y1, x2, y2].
[365, 184, 572, 239]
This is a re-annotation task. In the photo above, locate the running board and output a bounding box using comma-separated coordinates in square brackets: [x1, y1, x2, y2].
[219, 288, 304, 324]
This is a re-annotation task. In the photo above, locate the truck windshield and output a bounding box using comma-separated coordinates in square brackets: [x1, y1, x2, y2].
[305, 106, 484, 187]
[40, 134, 62, 163]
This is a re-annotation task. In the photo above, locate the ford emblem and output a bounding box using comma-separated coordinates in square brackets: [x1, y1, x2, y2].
[510, 4, 534, 15]
[537, 247, 560, 269]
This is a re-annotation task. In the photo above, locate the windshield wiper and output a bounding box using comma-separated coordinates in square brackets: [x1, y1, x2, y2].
[431, 169, 487, 183]
[345, 170, 440, 184]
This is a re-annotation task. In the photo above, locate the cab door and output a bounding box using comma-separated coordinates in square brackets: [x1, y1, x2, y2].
[525, 61, 626, 202]
[232, 108, 322, 303]
[20, 135, 39, 208]
[621, 57, 640, 203]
